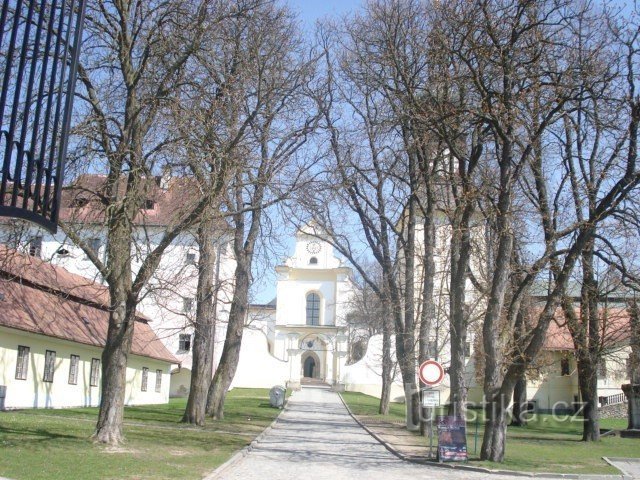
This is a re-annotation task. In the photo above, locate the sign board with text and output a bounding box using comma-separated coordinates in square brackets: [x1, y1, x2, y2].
[436, 415, 468, 462]
[421, 389, 441, 408]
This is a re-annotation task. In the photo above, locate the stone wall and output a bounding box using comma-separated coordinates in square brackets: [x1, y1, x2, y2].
[599, 402, 628, 419]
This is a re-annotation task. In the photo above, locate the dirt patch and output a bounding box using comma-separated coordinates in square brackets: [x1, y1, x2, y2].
[103, 445, 140, 455]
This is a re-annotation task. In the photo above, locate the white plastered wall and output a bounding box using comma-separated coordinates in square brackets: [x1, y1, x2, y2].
[0, 327, 173, 409]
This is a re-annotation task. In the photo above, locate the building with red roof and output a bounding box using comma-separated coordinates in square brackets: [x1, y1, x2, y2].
[0, 246, 178, 409]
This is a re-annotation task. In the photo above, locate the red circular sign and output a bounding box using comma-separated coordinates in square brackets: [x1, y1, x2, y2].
[419, 359, 445, 386]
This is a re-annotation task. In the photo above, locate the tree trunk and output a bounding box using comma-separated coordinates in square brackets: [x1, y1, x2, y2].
[481, 392, 509, 462]
[419, 201, 436, 433]
[577, 357, 600, 441]
[182, 218, 217, 426]
[510, 375, 528, 426]
[94, 214, 136, 445]
[449, 221, 470, 416]
[379, 309, 393, 415]
[206, 253, 250, 420]
[94, 296, 136, 444]
[582, 239, 600, 441]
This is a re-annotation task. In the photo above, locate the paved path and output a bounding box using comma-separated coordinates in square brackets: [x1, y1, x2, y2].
[215, 388, 563, 480]
[606, 458, 640, 479]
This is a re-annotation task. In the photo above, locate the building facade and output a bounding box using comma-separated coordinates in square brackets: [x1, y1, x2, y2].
[0, 247, 177, 409]
[0, 174, 236, 397]
[228, 227, 353, 391]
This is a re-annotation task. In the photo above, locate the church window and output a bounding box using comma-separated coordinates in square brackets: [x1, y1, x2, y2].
[43, 350, 56, 383]
[15, 345, 29, 380]
[597, 358, 607, 377]
[306, 293, 320, 326]
[155, 369, 162, 392]
[68, 354, 80, 385]
[309, 257, 318, 265]
[183, 298, 194, 313]
[90, 358, 100, 386]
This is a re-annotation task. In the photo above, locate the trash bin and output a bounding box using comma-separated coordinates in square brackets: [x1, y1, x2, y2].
[269, 385, 286, 408]
[0, 385, 6, 411]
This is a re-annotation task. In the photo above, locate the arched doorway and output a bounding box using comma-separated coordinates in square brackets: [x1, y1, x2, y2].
[301, 351, 321, 379]
[303, 356, 316, 378]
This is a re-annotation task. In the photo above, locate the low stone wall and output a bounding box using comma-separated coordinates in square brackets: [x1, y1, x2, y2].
[599, 402, 628, 419]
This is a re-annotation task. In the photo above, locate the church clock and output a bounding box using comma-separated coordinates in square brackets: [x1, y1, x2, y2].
[306, 241, 321, 254]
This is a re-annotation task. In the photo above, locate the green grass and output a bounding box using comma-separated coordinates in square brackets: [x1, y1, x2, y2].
[340, 391, 639, 475]
[0, 388, 282, 480]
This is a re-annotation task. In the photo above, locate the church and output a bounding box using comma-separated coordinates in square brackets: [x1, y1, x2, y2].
[189, 226, 368, 393]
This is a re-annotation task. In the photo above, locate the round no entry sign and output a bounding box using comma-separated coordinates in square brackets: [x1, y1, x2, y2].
[419, 359, 445, 386]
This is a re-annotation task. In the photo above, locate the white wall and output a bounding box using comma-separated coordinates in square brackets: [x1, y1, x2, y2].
[0, 221, 236, 385]
[342, 335, 406, 402]
[0, 327, 172, 409]
[231, 328, 290, 389]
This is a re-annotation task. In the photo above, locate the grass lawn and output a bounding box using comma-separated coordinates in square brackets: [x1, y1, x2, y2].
[340, 391, 639, 475]
[0, 388, 282, 480]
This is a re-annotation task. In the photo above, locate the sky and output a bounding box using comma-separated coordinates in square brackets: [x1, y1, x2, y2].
[250, 0, 365, 304]
[287, 0, 363, 28]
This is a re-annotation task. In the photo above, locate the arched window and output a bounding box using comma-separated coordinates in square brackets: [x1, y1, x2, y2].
[306, 293, 320, 325]
[309, 257, 318, 265]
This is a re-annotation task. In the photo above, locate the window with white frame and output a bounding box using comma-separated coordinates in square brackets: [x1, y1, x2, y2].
[598, 358, 607, 378]
[306, 293, 320, 326]
[43, 350, 56, 382]
[178, 334, 191, 352]
[427, 340, 438, 360]
[186, 252, 196, 265]
[68, 354, 80, 385]
[141, 367, 149, 391]
[561, 357, 570, 376]
[183, 298, 194, 313]
[87, 237, 102, 258]
[90, 358, 100, 386]
[15, 345, 29, 380]
[155, 369, 162, 392]
[28, 236, 42, 257]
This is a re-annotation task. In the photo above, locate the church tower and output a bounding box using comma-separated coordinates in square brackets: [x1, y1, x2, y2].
[271, 224, 352, 389]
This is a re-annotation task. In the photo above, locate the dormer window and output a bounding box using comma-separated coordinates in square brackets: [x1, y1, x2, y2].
[70, 197, 89, 208]
[144, 199, 155, 210]
[309, 257, 318, 265]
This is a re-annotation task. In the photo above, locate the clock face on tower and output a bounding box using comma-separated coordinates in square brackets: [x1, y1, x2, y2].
[306, 241, 321, 254]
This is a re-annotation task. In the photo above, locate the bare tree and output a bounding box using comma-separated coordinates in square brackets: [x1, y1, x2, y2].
[60, 0, 255, 444]
[204, 1, 321, 419]
[426, 0, 640, 461]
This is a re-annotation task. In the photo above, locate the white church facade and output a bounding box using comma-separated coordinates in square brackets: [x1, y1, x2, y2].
[221, 228, 356, 391]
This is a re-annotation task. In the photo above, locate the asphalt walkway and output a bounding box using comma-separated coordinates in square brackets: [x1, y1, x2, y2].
[213, 387, 592, 480]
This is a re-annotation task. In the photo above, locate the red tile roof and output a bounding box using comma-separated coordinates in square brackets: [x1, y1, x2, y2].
[0, 246, 177, 364]
[543, 306, 632, 351]
[57, 174, 214, 227]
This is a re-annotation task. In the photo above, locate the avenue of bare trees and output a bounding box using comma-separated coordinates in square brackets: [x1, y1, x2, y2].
[63, 0, 319, 442]
[10, 0, 637, 463]
[298, 0, 640, 462]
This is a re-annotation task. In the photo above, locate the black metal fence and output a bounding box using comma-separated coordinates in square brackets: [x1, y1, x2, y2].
[0, 0, 86, 232]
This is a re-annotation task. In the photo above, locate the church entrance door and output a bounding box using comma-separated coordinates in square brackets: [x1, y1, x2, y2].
[303, 356, 316, 378]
